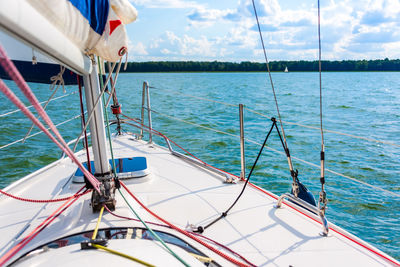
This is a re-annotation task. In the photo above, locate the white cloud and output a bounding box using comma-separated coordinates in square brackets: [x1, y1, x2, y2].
[133, 0, 400, 61]
[130, 0, 202, 9]
[128, 41, 148, 59]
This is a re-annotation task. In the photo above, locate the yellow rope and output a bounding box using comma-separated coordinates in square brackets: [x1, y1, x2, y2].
[88, 206, 155, 266]
[92, 206, 104, 239]
[91, 244, 155, 267]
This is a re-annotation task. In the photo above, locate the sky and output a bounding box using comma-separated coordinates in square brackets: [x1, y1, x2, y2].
[125, 0, 400, 62]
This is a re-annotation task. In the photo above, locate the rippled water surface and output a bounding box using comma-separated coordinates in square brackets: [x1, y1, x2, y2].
[1, 72, 399, 260]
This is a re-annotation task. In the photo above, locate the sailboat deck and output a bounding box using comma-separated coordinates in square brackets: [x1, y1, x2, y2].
[0, 134, 397, 266]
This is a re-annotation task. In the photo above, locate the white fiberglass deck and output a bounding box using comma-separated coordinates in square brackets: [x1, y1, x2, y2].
[0, 134, 398, 266]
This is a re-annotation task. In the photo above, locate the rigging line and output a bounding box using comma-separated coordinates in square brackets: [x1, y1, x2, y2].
[22, 66, 66, 143]
[244, 107, 400, 148]
[145, 87, 399, 148]
[149, 111, 400, 198]
[71, 60, 119, 152]
[0, 91, 78, 118]
[0, 47, 100, 191]
[104, 60, 123, 108]
[317, 0, 327, 215]
[118, 189, 191, 267]
[134, 88, 399, 148]
[98, 58, 117, 177]
[251, 0, 297, 191]
[0, 114, 82, 150]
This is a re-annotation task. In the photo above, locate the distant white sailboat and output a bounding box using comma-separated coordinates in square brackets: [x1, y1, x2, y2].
[284, 66, 289, 72]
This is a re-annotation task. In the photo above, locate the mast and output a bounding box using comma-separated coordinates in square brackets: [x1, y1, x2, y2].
[82, 59, 111, 177]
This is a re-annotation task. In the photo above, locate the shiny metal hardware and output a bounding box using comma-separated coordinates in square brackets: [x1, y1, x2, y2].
[140, 81, 153, 143]
[275, 193, 329, 236]
[239, 104, 246, 180]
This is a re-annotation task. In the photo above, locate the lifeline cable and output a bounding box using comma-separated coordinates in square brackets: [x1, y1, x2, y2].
[121, 114, 400, 266]
[250, 0, 299, 196]
[123, 112, 400, 198]
[137, 85, 400, 148]
[0, 91, 77, 118]
[0, 45, 101, 192]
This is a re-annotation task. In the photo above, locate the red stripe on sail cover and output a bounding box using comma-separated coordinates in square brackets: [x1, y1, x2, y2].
[109, 20, 122, 35]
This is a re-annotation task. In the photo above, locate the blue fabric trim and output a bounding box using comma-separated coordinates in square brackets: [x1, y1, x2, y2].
[68, 0, 109, 35]
[74, 157, 148, 176]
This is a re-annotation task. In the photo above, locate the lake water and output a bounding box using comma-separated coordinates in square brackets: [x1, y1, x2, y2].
[1, 72, 399, 260]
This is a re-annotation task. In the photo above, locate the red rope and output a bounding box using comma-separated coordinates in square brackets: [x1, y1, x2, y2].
[0, 186, 88, 266]
[121, 114, 240, 180]
[120, 181, 255, 267]
[104, 205, 256, 266]
[0, 45, 100, 192]
[121, 113, 400, 266]
[0, 188, 90, 203]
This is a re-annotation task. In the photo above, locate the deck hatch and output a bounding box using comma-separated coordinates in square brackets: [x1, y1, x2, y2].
[72, 157, 150, 183]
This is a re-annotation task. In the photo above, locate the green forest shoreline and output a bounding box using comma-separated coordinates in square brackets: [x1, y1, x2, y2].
[122, 59, 400, 72]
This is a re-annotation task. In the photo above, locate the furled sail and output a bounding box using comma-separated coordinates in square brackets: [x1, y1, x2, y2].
[28, 0, 137, 62]
[0, 31, 78, 84]
[0, 0, 137, 83]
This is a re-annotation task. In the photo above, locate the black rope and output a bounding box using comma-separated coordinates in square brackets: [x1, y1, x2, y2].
[195, 118, 278, 233]
[250, 0, 299, 194]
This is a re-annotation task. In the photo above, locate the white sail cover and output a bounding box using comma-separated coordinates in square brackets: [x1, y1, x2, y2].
[28, 0, 137, 62]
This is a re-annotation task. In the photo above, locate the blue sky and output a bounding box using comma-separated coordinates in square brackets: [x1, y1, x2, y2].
[126, 0, 400, 62]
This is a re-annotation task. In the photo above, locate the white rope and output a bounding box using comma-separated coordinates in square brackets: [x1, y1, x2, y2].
[0, 91, 77, 118]
[0, 114, 82, 150]
[151, 110, 400, 198]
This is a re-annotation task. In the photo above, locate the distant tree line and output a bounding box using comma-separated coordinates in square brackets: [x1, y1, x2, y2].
[121, 59, 400, 72]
